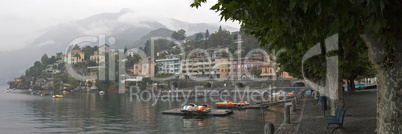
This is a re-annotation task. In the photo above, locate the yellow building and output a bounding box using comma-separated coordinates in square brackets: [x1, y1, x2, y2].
[66, 50, 85, 64]
[216, 59, 231, 78]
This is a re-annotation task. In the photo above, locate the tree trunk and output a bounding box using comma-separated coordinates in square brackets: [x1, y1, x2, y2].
[361, 33, 402, 133]
[338, 78, 345, 107]
[349, 78, 356, 92]
[350, 78, 355, 91]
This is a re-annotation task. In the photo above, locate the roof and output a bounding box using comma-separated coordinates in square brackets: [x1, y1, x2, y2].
[100, 44, 109, 47]
[70, 50, 83, 53]
[36, 78, 46, 82]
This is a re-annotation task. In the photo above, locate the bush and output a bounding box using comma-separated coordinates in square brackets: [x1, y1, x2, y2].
[261, 83, 268, 88]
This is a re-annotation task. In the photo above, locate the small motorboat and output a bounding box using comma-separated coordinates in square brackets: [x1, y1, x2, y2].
[99, 91, 105, 95]
[216, 101, 249, 108]
[41, 93, 50, 96]
[53, 95, 63, 98]
[237, 101, 249, 107]
[5, 88, 10, 93]
[31, 91, 41, 95]
[181, 103, 197, 113]
[196, 104, 211, 114]
[215, 101, 236, 107]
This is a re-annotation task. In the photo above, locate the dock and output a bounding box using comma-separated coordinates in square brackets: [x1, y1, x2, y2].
[162, 109, 233, 116]
[216, 104, 269, 109]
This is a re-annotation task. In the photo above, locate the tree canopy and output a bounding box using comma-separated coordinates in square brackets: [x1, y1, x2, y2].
[191, 0, 402, 133]
[171, 29, 186, 41]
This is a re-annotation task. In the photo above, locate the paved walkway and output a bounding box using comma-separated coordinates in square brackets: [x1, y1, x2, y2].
[296, 89, 377, 134]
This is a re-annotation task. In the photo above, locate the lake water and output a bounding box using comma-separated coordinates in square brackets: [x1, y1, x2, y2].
[0, 87, 283, 133]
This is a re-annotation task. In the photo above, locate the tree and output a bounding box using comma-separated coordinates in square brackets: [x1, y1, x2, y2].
[68, 78, 79, 87]
[208, 29, 233, 47]
[171, 29, 186, 41]
[56, 52, 63, 60]
[73, 44, 81, 50]
[251, 66, 262, 78]
[195, 33, 204, 40]
[81, 45, 96, 62]
[192, 0, 402, 133]
[53, 78, 62, 89]
[41, 54, 49, 65]
[205, 29, 210, 39]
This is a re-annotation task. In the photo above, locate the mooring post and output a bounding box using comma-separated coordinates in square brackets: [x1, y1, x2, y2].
[284, 105, 291, 124]
[297, 94, 301, 104]
[292, 99, 296, 112]
[264, 123, 275, 134]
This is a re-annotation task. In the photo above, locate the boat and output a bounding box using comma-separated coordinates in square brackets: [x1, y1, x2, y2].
[216, 101, 249, 108]
[215, 101, 236, 107]
[31, 91, 40, 95]
[5, 88, 10, 93]
[196, 104, 211, 114]
[63, 90, 67, 94]
[280, 91, 294, 96]
[99, 91, 105, 95]
[42, 93, 49, 96]
[180, 103, 197, 113]
[53, 95, 63, 98]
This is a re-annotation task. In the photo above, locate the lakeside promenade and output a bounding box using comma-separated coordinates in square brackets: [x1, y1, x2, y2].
[276, 89, 377, 134]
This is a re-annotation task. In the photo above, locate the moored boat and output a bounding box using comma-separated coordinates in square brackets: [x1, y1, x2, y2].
[181, 103, 197, 113]
[216, 101, 249, 108]
[53, 95, 63, 98]
[196, 104, 211, 114]
[42, 93, 49, 96]
[99, 91, 105, 95]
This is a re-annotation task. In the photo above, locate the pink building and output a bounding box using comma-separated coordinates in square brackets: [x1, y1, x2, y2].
[133, 59, 156, 77]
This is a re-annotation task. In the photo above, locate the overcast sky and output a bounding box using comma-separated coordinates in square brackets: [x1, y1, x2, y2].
[0, 0, 240, 51]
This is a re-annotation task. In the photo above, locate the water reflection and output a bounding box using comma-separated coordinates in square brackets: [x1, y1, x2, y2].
[0, 88, 283, 133]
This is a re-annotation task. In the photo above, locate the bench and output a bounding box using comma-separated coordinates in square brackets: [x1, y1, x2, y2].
[324, 105, 346, 133]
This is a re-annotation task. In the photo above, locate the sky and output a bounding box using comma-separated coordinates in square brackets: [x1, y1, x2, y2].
[0, 0, 240, 51]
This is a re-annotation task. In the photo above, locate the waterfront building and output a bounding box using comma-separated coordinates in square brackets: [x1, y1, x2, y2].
[156, 54, 181, 75]
[216, 59, 231, 78]
[13, 78, 21, 82]
[259, 63, 293, 79]
[133, 59, 156, 77]
[181, 51, 218, 79]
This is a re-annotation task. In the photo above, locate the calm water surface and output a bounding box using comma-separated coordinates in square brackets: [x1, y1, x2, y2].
[0, 87, 283, 133]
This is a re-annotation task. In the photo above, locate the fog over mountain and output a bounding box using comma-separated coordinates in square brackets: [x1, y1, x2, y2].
[0, 10, 238, 85]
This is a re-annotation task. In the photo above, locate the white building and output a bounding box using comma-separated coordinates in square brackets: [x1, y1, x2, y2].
[99, 44, 109, 54]
[155, 55, 181, 74]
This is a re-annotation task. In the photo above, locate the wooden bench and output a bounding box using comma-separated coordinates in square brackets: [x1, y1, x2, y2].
[324, 105, 346, 133]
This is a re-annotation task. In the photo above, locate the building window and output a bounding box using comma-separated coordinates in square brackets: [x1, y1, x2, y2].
[265, 68, 267, 73]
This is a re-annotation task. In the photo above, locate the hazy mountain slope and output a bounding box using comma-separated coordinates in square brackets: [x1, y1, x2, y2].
[0, 10, 238, 86]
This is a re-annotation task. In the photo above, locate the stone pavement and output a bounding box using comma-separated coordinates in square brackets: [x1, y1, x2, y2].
[296, 89, 377, 134]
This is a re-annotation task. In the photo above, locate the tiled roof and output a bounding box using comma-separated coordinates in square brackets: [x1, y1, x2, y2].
[70, 50, 83, 53]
